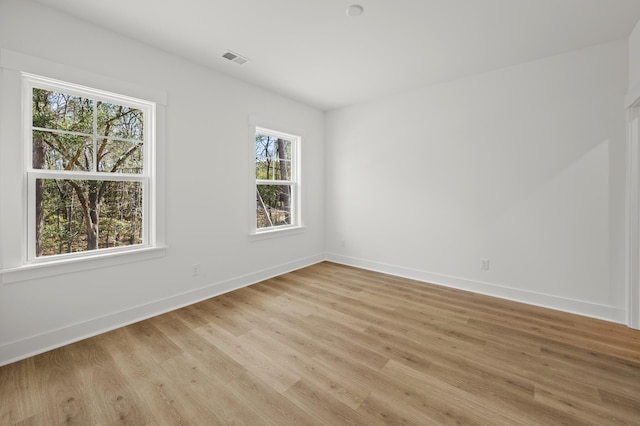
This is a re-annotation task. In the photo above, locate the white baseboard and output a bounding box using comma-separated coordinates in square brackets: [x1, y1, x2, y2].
[2, 251, 627, 366]
[326, 253, 627, 325]
[0, 253, 325, 367]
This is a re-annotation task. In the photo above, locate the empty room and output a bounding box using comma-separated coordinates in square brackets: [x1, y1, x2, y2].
[1, 0, 640, 424]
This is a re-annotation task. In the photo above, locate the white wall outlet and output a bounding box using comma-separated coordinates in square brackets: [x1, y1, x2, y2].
[341, 239, 346, 248]
[480, 258, 490, 270]
[192, 264, 201, 277]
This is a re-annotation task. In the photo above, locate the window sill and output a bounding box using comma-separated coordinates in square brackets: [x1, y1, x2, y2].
[0, 246, 168, 284]
[249, 226, 306, 241]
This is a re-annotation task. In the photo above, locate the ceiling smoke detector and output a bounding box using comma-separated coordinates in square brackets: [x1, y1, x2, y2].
[346, 4, 364, 17]
[222, 50, 250, 65]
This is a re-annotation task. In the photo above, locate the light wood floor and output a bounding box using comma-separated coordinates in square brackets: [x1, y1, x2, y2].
[1, 262, 640, 425]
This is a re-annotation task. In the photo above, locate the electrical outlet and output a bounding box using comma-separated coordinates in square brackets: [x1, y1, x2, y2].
[341, 240, 346, 248]
[192, 264, 201, 277]
[480, 258, 490, 270]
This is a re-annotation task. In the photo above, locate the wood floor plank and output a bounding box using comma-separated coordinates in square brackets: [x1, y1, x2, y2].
[379, 359, 533, 426]
[479, 331, 640, 398]
[534, 384, 640, 425]
[123, 320, 182, 364]
[194, 297, 255, 337]
[134, 366, 214, 425]
[282, 379, 369, 425]
[238, 327, 370, 410]
[194, 321, 301, 393]
[269, 312, 391, 370]
[31, 347, 92, 425]
[0, 358, 40, 425]
[68, 339, 152, 425]
[1, 261, 640, 425]
[107, 349, 191, 425]
[357, 389, 444, 426]
[152, 311, 246, 384]
[256, 315, 325, 358]
[155, 354, 264, 425]
[224, 371, 310, 425]
[271, 289, 373, 332]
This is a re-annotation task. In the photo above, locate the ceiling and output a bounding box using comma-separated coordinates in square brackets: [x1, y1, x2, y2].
[33, 0, 640, 111]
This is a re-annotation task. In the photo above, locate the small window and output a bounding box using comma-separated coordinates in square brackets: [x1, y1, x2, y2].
[25, 74, 156, 260]
[253, 127, 301, 233]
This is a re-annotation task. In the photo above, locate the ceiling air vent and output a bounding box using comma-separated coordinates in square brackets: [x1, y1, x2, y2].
[222, 50, 250, 65]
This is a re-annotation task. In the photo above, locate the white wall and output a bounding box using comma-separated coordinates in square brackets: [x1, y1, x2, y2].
[326, 40, 629, 323]
[0, 0, 324, 365]
[629, 19, 640, 94]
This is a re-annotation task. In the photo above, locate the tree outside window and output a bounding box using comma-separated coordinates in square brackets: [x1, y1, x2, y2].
[26, 75, 154, 259]
[254, 127, 300, 231]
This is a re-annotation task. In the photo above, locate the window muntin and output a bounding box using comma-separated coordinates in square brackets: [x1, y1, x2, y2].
[25, 74, 154, 260]
[254, 127, 300, 232]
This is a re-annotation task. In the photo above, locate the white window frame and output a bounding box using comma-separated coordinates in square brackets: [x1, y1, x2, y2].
[250, 124, 303, 237]
[24, 74, 156, 262]
[0, 49, 167, 284]
[626, 95, 640, 329]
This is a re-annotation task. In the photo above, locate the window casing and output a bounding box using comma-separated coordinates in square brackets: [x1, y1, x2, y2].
[252, 126, 301, 234]
[24, 73, 156, 262]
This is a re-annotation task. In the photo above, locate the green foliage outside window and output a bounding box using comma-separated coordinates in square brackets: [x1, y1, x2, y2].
[32, 87, 146, 257]
[255, 133, 294, 229]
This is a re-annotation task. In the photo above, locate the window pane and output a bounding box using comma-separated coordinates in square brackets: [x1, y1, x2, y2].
[97, 139, 144, 173]
[32, 88, 93, 134]
[33, 131, 93, 171]
[255, 134, 292, 180]
[97, 102, 144, 141]
[256, 184, 292, 228]
[35, 179, 143, 257]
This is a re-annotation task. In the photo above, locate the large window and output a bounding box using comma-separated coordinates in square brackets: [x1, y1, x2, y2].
[24, 74, 156, 260]
[253, 126, 301, 233]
